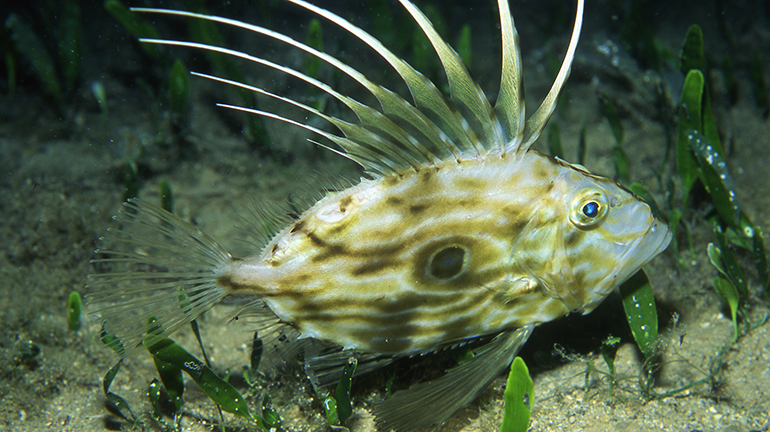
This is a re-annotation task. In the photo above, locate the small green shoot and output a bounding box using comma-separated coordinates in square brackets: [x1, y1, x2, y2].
[102, 360, 140, 425]
[707, 243, 741, 343]
[600, 336, 622, 396]
[159, 180, 173, 214]
[713, 277, 740, 343]
[244, 332, 264, 389]
[713, 225, 748, 297]
[322, 357, 358, 427]
[335, 357, 358, 426]
[67, 291, 82, 332]
[323, 396, 339, 425]
[500, 356, 533, 432]
[147, 378, 179, 430]
[261, 394, 283, 429]
[123, 160, 140, 201]
[91, 81, 108, 116]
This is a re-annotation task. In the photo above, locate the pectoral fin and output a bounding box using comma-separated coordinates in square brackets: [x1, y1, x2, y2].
[373, 325, 535, 432]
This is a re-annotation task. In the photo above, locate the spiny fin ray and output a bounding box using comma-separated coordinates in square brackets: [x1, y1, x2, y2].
[373, 325, 534, 432]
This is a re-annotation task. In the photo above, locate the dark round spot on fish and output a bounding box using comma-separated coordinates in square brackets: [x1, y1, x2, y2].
[428, 246, 466, 280]
[582, 201, 599, 218]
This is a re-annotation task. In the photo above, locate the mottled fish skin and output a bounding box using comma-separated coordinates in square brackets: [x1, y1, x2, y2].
[87, 0, 672, 430]
[220, 151, 670, 355]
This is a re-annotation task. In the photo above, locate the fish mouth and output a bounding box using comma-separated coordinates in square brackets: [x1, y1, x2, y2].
[610, 214, 672, 291]
[576, 213, 672, 314]
[621, 215, 672, 269]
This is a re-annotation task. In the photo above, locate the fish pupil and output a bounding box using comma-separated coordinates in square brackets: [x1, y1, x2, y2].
[582, 201, 599, 218]
[429, 246, 466, 280]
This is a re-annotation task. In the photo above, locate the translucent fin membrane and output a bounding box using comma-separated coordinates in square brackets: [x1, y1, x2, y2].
[87, 199, 232, 357]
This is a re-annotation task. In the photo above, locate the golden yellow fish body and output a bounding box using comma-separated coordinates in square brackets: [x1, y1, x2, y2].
[222, 151, 669, 355]
[88, 0, 672, 429]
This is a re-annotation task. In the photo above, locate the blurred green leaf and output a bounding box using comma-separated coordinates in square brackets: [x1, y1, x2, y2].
[713, 277, 739, 343]
[457, 24, 472, 69]
[676, 70, 704, 202]
[629, 183, 665, 222]
[577, 124, 587, 166]
[612, 146, 630, 185]
[105, 0, 161, 58]
[186, 7, 272, 152]
[713, 225, 748, 297]
[547, 123, 563, 159]
[620, 270, 658, 359]
[598, 92, 624, 145]
[500, 356, 533, 432]
[58, 0, 83, 94]
[305, 19, 323, 80]
[168, 59, 190, 117]
[5, 14, 62, 100]
[679, 25, 704, 74]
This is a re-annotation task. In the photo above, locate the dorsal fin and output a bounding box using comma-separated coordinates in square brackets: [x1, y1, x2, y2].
[133, 0, 584, 177]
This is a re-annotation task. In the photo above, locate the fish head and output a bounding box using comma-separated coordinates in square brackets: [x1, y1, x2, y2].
[543, 164, 672, 314]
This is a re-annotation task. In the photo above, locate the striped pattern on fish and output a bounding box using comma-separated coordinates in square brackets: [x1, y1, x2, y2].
[87, 0, 671, 430]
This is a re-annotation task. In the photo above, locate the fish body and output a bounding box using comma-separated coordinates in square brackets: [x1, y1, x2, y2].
[222, 151, 668, 356]
[88, 0, 671, 430]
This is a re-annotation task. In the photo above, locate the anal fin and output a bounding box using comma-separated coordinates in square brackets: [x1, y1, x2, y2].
[373, 325, 535, 432]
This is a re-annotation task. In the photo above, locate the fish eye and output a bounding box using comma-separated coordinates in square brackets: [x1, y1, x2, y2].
[570, 190, 609, 228]
[428, 246, 467, 280]
[582, 201, 599, 217]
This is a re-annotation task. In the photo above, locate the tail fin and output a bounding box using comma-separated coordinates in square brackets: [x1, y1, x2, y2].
[86, 199, 232, 357]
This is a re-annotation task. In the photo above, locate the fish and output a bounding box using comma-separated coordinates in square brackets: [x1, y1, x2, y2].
[86, 0, 672, 430]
